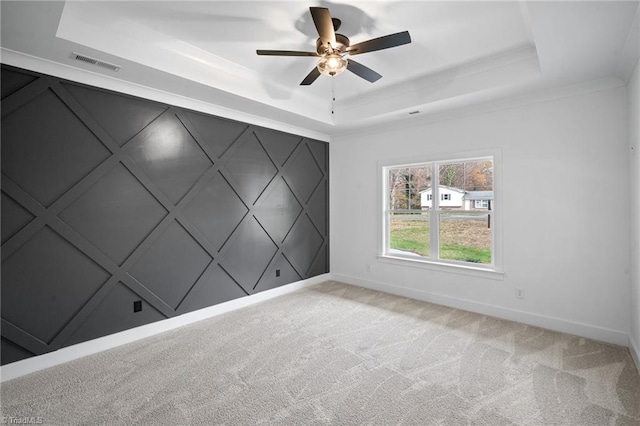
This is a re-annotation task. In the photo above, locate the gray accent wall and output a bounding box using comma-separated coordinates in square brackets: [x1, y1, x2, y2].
[0, 65, 329, 365]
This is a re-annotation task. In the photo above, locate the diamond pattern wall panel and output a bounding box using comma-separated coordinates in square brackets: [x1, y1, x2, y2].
[63, 83, 167, 147]
[308, 182, 328, 236]
[219, 217, 278, 293]
[179, 266, 248, 313]
[255, 127, 301, 167]
[225, 132, 278, 205]
[1, 191, 34, 244]
[59, 164, 168, 265]
[255, 254, 302, 293]
[64, 282, 167, 347]
[1, 338, 35, 365]
[1, 226, 111, 344]
[283, 215, 324, 276]
[183, 172, 248, 251]
[182, 110, 247, 159]
[308, 139, 328, 172]
[254, 177, 302, 244]
[0, 64, 329, 365]
[284, 144, 324, 204]
[1, 88, 111, 207]
[128, 113, 213, 204]
[1, 68, 37, 100]
[129, 221, 212, 310]
[308, 246, 329, 278]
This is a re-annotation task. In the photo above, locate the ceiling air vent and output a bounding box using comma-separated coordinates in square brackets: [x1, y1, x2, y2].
[72, 52, 121, 72]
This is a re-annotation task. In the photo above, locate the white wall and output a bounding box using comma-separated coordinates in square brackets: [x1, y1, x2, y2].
[331, 86, 631, 345]
[629, 58, 640, 364]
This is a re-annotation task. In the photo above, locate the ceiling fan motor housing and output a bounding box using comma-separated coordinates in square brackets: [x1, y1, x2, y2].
[316, 33, 350, 55]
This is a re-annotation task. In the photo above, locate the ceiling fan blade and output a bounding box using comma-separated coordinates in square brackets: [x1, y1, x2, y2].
[257, 50, 319, 57]
[310, 7, 336, 48]
[347, 59, 382, 83]
[300, 67, 321, 86]
[347, 31, 411, 56]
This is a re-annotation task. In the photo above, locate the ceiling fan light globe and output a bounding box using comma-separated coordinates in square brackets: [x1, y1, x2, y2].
[317, 55, 347, 77]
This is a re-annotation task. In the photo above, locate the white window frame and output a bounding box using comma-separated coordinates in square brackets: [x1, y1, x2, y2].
[474, 200, 489, 209]
[378, 149, 503, 279]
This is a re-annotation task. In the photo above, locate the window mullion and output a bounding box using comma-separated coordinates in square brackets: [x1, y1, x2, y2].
[430, 162, 439, 260]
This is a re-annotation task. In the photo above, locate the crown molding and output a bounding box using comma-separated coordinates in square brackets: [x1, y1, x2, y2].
[1, 48, 332, 142]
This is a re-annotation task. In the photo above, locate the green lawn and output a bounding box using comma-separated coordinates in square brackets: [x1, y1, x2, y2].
[440, 243, 491, 264]
[389, 219, 430, 256]
[390, 218, 491, 264]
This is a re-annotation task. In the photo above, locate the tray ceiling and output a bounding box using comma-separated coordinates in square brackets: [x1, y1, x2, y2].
[1, 1, 638, 137]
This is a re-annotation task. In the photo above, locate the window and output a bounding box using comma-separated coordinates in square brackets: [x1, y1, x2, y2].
[383, 156, 497, 270]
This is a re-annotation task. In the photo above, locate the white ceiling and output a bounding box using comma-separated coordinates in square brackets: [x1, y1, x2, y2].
[1, 1, 639, 138]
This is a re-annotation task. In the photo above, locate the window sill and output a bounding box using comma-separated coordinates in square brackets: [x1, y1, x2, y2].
[377, 254, 504, 281]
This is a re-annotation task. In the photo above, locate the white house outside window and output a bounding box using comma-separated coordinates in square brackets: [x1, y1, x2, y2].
[383, 156, 498, 270]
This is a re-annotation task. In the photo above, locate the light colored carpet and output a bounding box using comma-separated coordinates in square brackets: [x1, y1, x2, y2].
[1, 281, 639, 425]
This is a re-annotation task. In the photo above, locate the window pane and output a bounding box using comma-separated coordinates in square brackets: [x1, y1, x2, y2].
[437, 159, 493, 264]
[439, 212, 491, 264]
[387, 165, 432, 257]
[388, 166, 432, 211]
[438, 159, 493, 193]
[388, 167, 409, 210]
[389, 213, 430, 257]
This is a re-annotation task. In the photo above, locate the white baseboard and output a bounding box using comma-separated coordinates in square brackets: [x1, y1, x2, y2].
[332, 273, 630, 347]
[0, 274, 329, 383]
[630, 334, 640, 374]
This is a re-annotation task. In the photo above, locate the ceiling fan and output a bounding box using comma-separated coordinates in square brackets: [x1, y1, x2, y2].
[257, 7, 411, 86]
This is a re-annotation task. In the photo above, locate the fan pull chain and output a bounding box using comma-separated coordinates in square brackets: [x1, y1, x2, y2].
[331, 75, 336, 116]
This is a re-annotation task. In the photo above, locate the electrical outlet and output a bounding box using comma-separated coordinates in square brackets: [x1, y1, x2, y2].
[365, 263, 371, 272]
[276, 269, 280, 277]
[515, 288, 525, 299]
[133, 300, 142, 312]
